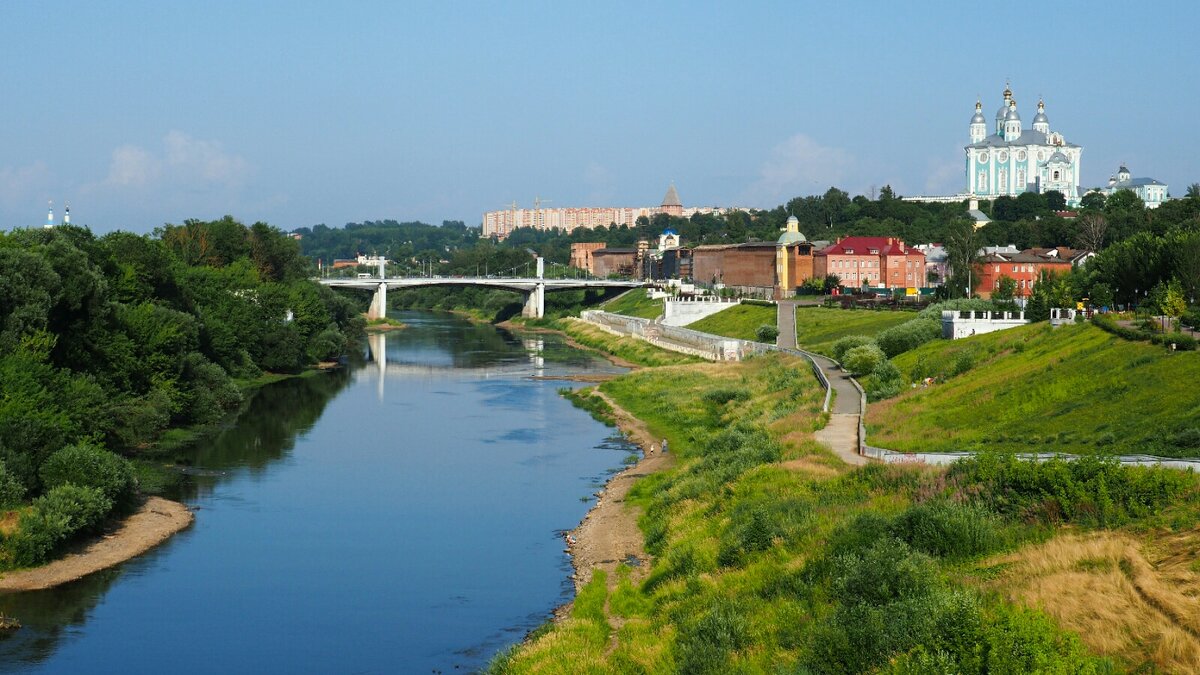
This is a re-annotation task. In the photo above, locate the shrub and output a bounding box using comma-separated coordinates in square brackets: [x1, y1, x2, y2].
[755, 324, 780, 343]
[843, 344, 887, 376]
[951, 350, 974, 375]
[832, 335, 877, 362]
[891, 502, 1003, 560]
[39, 441, 137, 506]
[676, 599, 751, 675]
[5, 484, 113, 567]
[951, 452, 1193, 527]
[867, 359, 905, 401]
[875, 318, 942, 357]
[0, 460, 25, 508]
[918, 299, 996, 320]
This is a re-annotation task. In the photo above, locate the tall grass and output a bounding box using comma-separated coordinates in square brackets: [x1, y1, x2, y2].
[794, 307, 916, 355]
[601, 289, 664, 320]
[685, 304, 776, 341]
[869, 322, 1200, 457]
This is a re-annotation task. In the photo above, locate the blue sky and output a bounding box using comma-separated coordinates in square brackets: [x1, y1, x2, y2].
[2, 1, 1196, 233]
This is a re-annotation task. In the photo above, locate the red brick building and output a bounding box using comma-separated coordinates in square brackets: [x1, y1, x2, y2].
[690, 243, 779, 296]
[590, 248, 638, 278]
[569, 242, 606, 274]
[974, 250, 1072, 298]
[814, 237, 926, 290]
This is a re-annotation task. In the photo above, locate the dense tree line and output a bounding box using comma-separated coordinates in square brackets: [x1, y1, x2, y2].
[0, 217, 363, 567]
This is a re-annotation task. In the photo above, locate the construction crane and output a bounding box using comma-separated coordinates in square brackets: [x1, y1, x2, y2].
[533, 196, 552, 230]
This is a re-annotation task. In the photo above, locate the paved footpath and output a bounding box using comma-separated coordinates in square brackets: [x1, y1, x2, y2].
[778, 301, 867, 465]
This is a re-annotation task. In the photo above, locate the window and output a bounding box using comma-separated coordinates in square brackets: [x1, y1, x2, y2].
[1053, 170, 1060, 181]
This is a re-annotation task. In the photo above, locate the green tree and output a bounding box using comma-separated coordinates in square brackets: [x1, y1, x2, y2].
[992, 275, 1018, 309]
[944, 218, 981, 298]
[1080, 191, 1107, 211]
[1044, 190, 1067, 211]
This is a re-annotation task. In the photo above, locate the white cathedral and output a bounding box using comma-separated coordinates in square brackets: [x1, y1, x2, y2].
[966, 84, 1082, 205]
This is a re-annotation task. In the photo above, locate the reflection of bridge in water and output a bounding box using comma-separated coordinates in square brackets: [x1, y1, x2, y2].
[364, 332, 548, 400]
[320, 257, 644, 319]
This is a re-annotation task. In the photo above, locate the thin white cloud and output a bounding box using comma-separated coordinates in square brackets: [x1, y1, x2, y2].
[105, 145, 161, 188]
[163, 131, 250, 186]
[102, 131, 250, 190]
[743, 134, 854, 206]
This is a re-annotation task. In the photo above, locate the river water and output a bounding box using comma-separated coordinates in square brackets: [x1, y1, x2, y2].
[0, 311, 633, 673]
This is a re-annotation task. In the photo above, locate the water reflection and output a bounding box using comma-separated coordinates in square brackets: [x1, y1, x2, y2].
[0, 310, 630, 673]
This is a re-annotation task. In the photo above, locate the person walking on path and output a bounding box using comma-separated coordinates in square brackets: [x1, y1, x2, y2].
[661, 438, 669, 454]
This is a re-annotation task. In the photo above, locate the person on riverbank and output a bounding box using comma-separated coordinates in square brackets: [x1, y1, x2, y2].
[661, 438, 668, 454]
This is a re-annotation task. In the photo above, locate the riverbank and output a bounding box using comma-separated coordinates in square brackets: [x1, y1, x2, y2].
[566, 390, 673, 594]
[0, 497, 192, 592]
[499, 320, 644, 370]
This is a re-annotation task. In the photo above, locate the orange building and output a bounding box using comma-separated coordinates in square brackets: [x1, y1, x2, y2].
[974, 250, 1072, 298]
[814, 237, 926, 290]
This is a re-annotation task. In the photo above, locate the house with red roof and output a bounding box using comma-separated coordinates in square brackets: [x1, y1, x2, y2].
[814, 237, 926, 290]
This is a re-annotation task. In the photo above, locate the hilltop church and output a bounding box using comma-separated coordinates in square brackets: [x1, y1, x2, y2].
[966, 84, 1083, 205]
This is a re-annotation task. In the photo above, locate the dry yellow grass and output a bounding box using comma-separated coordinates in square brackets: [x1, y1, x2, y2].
[977, 530, 1200, 672]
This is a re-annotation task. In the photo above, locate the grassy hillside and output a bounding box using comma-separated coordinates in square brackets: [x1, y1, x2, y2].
[601, 289, 663, 319]
[685, 303, 776, 341]
[489, 351, 1189, 672]
[554, 318, 701, 367]
[867, 322, 1200, 457]
[795, 307, 916, 355]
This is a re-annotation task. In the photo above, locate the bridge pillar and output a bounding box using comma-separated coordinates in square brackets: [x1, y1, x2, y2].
[368, 282, 388, 320]
[522, 283, 545, 319]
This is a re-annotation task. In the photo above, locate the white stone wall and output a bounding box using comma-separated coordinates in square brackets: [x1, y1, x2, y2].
[941, 310, 1028, 339]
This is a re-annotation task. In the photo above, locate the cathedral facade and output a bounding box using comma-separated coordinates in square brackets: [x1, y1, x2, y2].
[966, 85, 1082, 205]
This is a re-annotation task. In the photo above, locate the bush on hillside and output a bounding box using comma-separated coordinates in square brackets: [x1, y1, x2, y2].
[832, 335, 878, 362]
[5, 484, 113, 567]
[918, 299, 997, 320]
[890, 502, 1004, 560]
[843, 344, 887, 376]
[39, 441, 136, 506]
[755, 324, 780, 343]
[951, 452, 1194, 527]
[875, 318, 942, 358]
[866, 359, 905, 401]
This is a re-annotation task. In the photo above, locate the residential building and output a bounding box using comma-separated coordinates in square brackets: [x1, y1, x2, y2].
[1090, 164, 1169, 208]
[973, 249, 1073, 299]
[481, 184, 745, 238]
[814, 236, 926, 290]
[915, 243, 948, 286]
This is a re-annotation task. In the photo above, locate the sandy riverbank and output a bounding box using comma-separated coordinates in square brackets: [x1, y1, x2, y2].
[565, 390, 673, 596]
[0, 497, 193, 592]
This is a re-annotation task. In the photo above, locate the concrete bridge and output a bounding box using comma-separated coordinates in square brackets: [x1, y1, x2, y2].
[319, 257, 643, 319]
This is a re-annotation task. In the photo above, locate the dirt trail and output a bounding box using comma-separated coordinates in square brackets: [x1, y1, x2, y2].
[0, 497, 193, 592]
[567, 391, 673, 594]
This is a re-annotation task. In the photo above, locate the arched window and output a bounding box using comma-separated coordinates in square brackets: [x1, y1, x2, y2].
[1053, 170, 1061, 181]
[978, 171, 987, 191]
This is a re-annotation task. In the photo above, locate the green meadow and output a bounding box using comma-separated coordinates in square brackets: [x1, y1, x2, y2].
[794, 306, 918, 355]
[685, 303, 777, 341]
[554, 318, 701, 367]
[867, 322, 1200, 457]
[601, 289, 664, 320]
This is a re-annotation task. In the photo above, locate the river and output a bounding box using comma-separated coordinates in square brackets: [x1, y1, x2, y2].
[0, 311, 634, 673]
